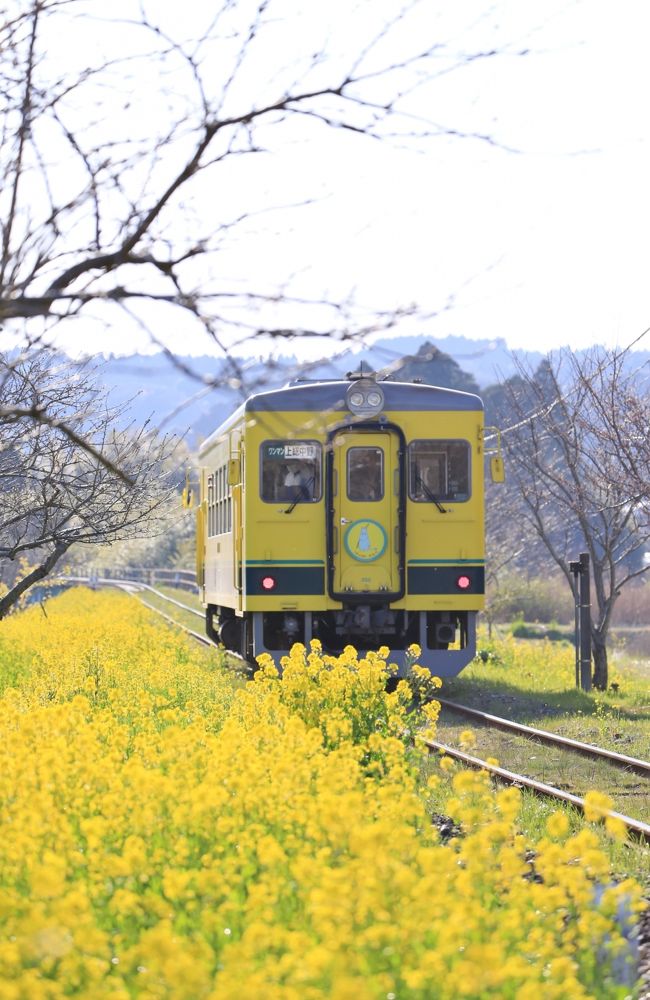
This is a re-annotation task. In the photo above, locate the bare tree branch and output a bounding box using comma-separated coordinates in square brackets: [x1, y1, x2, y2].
[0, 0, 526, 350]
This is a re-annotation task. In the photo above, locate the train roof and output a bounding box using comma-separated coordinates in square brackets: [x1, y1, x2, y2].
[199, 378, 483, 456]
[246, 379, 483, 413]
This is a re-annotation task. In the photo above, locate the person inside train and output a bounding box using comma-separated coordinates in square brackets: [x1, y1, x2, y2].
[282, 461, 314, 501]
[348, 449, 382, 501]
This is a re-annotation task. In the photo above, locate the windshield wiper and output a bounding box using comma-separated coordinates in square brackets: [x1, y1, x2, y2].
[283, 476, 315, 514]
[415, 473, 448, 513]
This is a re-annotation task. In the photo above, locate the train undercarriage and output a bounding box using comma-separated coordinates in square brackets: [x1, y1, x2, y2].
[206, 603, 476, 676]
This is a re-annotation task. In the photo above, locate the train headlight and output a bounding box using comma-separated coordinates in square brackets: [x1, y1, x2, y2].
[345, 381, 384, 416]
[261, 575, 277, 591]
[456, 574, 471, 591]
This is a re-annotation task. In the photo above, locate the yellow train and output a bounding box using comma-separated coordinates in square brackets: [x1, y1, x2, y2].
[196, 371, 502, 675]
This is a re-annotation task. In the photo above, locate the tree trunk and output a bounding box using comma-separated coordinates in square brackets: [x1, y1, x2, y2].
[592, 636, 608, 691]
[0, 542, 70, 618]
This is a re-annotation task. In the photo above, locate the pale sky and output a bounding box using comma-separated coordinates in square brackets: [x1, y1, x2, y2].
[269, 0, 650, 358]
[8, 0, 650, 361]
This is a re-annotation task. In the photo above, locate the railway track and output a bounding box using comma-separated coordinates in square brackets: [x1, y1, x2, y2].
[433, 697, 650, 842]
[423, 736, 650, 843]
[437, 696, 650, 777]
[133, 596, 212, 646]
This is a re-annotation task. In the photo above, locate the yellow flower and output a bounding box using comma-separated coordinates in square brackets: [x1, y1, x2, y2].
[546, 811, 570, 839]
[0, 588, 643, 999]
[604, 815, 627, 841]
[583, 790, 613, 823]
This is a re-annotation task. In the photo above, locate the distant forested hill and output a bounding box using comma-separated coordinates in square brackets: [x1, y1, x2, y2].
[94, 335, 648, 441]
[96, 335, 532, 440]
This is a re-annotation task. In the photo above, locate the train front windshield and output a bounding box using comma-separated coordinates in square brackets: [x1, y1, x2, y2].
[408, 440, 470, 503]
[260, 440, 322, 503]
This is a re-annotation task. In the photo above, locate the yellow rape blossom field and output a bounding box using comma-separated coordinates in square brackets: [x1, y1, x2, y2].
[0, 589, 645, 999]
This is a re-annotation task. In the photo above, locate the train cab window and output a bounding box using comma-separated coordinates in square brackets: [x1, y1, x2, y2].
[408, 440, 470, 503]
[347, 447, 383, 501]
[260, 440, 322, 503]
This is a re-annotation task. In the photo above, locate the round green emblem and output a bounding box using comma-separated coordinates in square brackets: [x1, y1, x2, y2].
[343, 519, 388, 562]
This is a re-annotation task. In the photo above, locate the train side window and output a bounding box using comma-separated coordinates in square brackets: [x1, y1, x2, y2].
[206, 463, 235, 533]
[408, 440, 470, 503]
[216, 466, 222, 534]
[207, 475, 215, 536]
[260, 440, 322, 503]
[347, 447, 383, 501]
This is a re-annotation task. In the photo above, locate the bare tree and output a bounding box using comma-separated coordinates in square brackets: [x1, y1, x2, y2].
[567, 344, 650, 526]
[0, 0, 524, 363]
[0, 350, 176, 616]
[500, 347, 650, 690]
[482, 478, 538, 634]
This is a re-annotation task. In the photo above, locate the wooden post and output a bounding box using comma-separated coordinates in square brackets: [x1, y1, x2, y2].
[578, 552, 592, 692]
[569, 553, 592, 692]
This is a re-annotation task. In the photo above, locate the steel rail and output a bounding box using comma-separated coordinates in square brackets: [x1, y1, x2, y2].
[437, 697, 650, 776]
[121, 581, 204, 619]
[135, 596, 212, 646]
[424, 738, 650, 843]
[58, 574, 204, 619]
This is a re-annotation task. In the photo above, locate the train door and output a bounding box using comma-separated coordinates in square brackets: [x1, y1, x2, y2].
[329, 428, 404, 598]
[229, 445, 243, 613]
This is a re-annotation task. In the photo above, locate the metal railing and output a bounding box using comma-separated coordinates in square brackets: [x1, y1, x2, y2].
[73, 566, 199, 594]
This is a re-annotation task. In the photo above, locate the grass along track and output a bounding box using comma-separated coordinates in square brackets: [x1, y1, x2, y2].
[435, 635, 650, 824]
[437, 696, 650, 775]
[428, 633, 650, 886]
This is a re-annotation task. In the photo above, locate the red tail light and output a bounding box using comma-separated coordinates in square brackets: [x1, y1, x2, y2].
[261, 575, 277, 591]
[456, 574, 471, 591]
